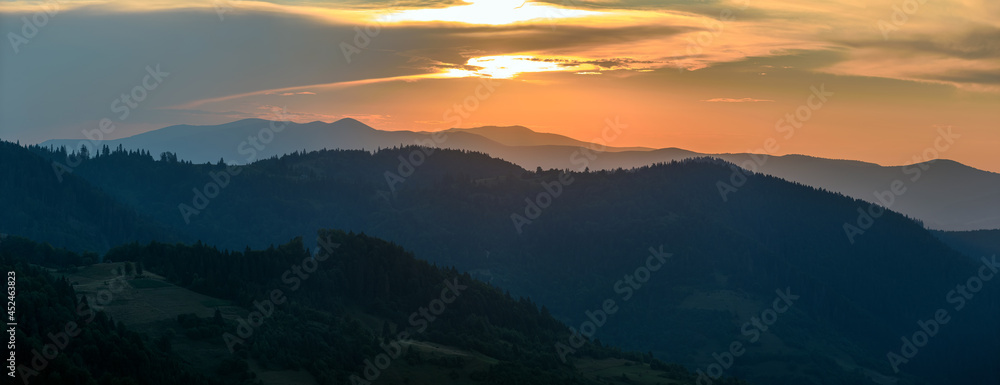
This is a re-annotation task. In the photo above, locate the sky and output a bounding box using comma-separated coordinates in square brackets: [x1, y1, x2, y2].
[1, 0, 998, 172]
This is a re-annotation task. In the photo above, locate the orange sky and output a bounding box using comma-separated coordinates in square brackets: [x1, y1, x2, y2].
[1, 0, 998, 172]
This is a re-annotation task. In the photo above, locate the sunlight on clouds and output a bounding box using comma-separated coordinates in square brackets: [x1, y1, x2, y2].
[381, 0, 600, 25]
[702, 98, 774, 103]
[441, 55, 601, 79]
[175, 54, 606, 112]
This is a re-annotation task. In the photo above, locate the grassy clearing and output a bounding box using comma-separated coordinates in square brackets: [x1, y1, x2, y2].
[575, 358, 689, 385]
[60, 263, 316, 384]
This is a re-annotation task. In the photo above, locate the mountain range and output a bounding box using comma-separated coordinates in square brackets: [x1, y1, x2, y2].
[40, 118, 1000, 231]
[6, 138, 1000, 384]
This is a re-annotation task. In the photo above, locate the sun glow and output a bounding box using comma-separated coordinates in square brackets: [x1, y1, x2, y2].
[441, 55, 599, 79]
[382, 0, 600, 25]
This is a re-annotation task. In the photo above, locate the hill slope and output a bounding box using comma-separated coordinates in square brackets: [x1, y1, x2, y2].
[10, 145, 1000, 383]
[5, 233, 707, 385]
[0, 140, 178, 252]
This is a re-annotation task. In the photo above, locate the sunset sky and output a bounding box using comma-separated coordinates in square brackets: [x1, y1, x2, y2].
[1, 0, 998, 171]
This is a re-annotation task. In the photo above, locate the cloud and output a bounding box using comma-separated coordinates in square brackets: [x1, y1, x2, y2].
[1, 0, 998, 173]
[702, 97, 774, 103]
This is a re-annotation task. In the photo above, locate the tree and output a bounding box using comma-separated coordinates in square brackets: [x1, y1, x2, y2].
[156, 329, 175, 352]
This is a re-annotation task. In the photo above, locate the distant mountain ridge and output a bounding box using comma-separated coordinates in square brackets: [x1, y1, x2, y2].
[444, 125, 653, 151]
[40, 118, 1000, 231]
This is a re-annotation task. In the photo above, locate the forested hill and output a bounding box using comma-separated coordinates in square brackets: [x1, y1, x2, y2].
[0, 140, 178, 251]
[8, 141, 1000, 383]
[19, 141, 526, 252]
[4, 232, 707, 385]
[933, 229, 1000, 261]
[1, 238, 225, 385]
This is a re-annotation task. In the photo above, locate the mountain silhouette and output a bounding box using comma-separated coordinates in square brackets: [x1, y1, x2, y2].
[41, 119, 1000, 231]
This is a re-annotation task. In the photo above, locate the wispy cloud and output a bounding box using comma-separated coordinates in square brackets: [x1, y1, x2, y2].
[2, 0, 999, 172]
[702, 98, 774, 103]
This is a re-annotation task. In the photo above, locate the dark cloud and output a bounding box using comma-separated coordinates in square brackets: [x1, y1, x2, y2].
[527, 57, 665, 69]
[839, 26, 1000, 60]
[924, 69, 1000, 85]
[276, 0, 467, 10]
[533, 0, 783, 21]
